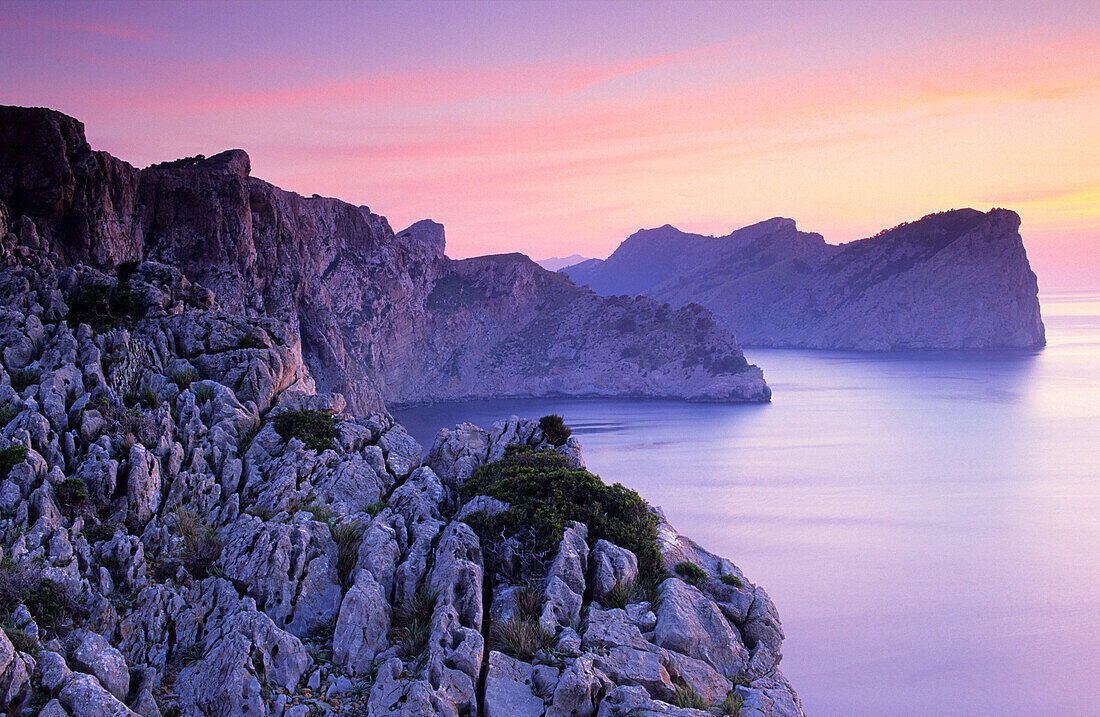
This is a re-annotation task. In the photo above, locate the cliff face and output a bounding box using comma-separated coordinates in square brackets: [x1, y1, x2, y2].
[564, 212, 1046, 350]
[0, 207, 802, 716]
[0, 106, 769, 411]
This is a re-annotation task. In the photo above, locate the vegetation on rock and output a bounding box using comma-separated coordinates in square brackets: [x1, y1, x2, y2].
[0, 444, 28, 479]
[674, 561, 707, 586]
[459, 444, 662, 583]
[272, 409, 339, 452]
[538, 413, 572, 446]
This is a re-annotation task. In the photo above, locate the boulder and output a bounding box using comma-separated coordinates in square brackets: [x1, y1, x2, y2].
[71, 632, 129, 701]
[483, 650, 546, 717]
[333, 569, 390, 674]
[654, 578, 748, 679]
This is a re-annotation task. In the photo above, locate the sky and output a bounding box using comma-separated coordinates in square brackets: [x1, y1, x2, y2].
[1, 0, 1097, 289]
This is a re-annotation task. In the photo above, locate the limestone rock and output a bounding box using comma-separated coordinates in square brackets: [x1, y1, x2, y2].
[654, 578, 749, 679]
[71, 631, 129, 700]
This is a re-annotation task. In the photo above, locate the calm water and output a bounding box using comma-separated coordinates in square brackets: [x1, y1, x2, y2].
[395, 292, 1100, 716]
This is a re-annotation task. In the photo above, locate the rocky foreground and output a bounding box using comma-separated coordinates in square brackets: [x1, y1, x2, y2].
[0, 105, 769, 410]
[564, 211, 1046, 350]
[0, 204, 801, 713]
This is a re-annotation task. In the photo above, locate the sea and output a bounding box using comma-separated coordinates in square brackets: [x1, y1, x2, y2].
[395, 291, 1100, 716]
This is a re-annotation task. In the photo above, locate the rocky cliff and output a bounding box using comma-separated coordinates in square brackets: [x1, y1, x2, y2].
[564, 212, 1046, 350]
[0, 210, 801, 716]
[0, 106, 769, 411]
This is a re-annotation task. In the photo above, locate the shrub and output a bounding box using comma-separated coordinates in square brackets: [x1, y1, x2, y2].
[364, 500, 386, 518]
[22, 578, 71, 631]
[55, 477, 90, 508]
[674, 561, 707, 586]
[389, 587, 437, 659]
[0, 404, 17, 428]
[115, 260, 140, 284]
[169, 367, 201, 389]
[154, 560, 182, 581]
[720, 689, 745, 715]
[0, 444, 28, 479]
[538, 414, 571, 446]
[488, 618, 555, 663]
[332, 522, 365, 590]
[9, 369, 38, 392]
[83, 523, 119, 545]
[237, 334, 265, 349]
[720, 574, 743, 588]
[459, 445, 662, 584]
[68, 283, 137, 328]
[673, 683, 707, 710]
[3, 626, 37, 655]
[272, 410, 338, 452]
[193, 384, 215, 404]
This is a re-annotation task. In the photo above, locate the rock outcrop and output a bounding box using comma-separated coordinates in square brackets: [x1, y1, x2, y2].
[563, 213, 1046, 350]
[0, 202, 799, 714]
[0, 105, 769, 410]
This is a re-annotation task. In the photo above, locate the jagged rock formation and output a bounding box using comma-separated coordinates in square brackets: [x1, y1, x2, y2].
[564, 213, 1046, 350]
[0, 209, 800, 715]
[0, 105, 769, 410]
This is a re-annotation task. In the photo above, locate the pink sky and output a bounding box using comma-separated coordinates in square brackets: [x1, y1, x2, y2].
[1, 0, 1097, 289]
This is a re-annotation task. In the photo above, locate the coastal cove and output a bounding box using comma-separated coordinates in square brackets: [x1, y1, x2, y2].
[396, 292, 1100, 716]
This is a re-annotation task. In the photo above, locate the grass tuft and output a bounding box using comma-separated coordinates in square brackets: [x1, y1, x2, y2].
[674, 561, 707, 586]
[673, 683, 708, 710]
[488, 618, 556, 663]
[719, 689, 745, 715]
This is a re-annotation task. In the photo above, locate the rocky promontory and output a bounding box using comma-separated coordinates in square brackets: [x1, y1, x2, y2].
[563, 212, 1046, 350]
[0, 105, 769, 410]
[0, 204, 801, 715]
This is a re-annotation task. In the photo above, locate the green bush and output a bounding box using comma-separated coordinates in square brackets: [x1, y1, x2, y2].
[115, 260, 140, 284]
[83, 523, 119, 545]
[3, 626, 38, 655]
[9, 369, 38, 392]
[22, 578, 69, 630]
[538, 414, 572, 446]
[0, 444, 28, 479]
[55, 478, 90, 508]
[720, 574, 743, 588]
[459, 445, 662, 583]
[674, 561, 707, 586]
[237, 334, 265, 349]
[272, 410, 338, 452]
[0, 404, 18, 428]
[68, 283, 137, 328]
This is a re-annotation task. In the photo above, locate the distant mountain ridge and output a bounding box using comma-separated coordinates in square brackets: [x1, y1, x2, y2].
[534, 253, 593, 271]
[563, 212, 1046, 350]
